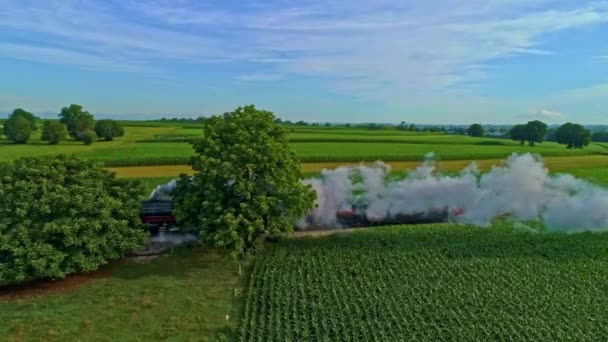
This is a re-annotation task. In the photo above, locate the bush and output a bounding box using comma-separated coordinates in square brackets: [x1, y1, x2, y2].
[173, 105, 315, 256]
[3, 108, 37, 144]
[41, 121, 68, 144]
[95, 119, 125, 141]
[81, 130, 98, 145]
[0, 155, 147, 286]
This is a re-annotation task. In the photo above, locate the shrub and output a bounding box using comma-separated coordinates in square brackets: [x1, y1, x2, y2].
[41, 121, 68, 144]
[81, 130, 98, 145]
[95, 119, 125, 141]
[0, 155, 147, 286]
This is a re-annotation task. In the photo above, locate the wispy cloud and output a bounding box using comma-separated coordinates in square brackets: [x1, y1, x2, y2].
[235, 74, 283, 82]
[0, 0, 607, 118]
[516, 108, 566, 122]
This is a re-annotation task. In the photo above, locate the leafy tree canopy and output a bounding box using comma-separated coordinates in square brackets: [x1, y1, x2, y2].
[59, 104, 95, 140]
[0, 155, 147, 286]
[591, 131, 608, 143]
[95, 119, 125, 141]
[3, 108, 37, 144]
[556, 123, 591, 149]
[172, 105, 315, 256]
[467, 123, 484, 137]
[41, 121, 68, 144]
[509, 120, 548, 146]
[81, 130, 98, 145]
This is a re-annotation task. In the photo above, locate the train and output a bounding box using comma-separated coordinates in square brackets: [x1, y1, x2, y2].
[141, 199, 460, 231]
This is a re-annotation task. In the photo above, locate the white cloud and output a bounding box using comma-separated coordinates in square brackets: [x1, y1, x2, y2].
[520, 108, 567, 122]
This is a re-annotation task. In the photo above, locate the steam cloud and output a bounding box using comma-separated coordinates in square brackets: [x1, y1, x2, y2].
[300, 153, 608, 232]
[149, 179, 178, 201]
[148, 153, 608, 232]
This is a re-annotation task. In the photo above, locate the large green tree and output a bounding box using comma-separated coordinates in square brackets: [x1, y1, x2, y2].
[95, 119, 125, 141]
[467, 123, 484, 137]
[0, 155, 147, 286]
[41, 121, 68, 144]
[58, 104, 95, 140]
[509, 120, 548, 146]
[555, 123, 591, 149]
[3, 108, 37, 144]
[172, 105, 315, 256]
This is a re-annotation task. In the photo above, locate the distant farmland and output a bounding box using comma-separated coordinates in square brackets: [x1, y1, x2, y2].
[1, 121, 607, 167]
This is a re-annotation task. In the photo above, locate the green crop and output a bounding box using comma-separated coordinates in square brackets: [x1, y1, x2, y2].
[241, 223, 608, 340]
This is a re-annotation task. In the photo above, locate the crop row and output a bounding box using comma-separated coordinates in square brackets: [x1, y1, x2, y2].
[240, 223, 608, 340]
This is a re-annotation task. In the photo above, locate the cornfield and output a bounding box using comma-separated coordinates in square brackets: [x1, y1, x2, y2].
[241, 224, 608, 340]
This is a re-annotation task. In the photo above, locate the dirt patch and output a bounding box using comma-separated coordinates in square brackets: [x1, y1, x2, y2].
[0, 264, 115, 301]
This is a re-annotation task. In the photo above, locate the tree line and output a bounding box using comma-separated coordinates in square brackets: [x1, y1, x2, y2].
[467, 121, 593, 149]
[1, 104, 124, 145]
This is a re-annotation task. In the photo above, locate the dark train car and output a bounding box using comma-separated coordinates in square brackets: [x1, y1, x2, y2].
[141, 199, 176, 231]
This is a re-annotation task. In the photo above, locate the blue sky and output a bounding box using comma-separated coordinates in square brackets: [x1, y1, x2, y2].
[0, 0, 607, 124]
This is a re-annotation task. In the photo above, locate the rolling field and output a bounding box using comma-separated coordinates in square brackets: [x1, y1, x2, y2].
[1, 122, 607, 169]
[241, 224, 608, 341]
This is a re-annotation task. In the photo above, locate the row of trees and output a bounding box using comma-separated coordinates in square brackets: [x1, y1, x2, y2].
[467, 121, 592, 149]
[1, 105, 124, 144]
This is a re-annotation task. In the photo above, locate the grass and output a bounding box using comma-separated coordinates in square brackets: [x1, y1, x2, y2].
[242, 223, 608, 340]
[0, 246, 246, 341]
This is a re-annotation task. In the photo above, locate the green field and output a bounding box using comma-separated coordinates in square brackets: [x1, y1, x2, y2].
[242, 224, 608, 340]
[0, 246, 246, 341]
[1, 122, 606, 167]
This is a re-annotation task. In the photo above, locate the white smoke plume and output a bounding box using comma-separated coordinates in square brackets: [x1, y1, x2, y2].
[301, 153, 608, 232]
[149, 179, 178, 200]
[148, 153, 608, 233]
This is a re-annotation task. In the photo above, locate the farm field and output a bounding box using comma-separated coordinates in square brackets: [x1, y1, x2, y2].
[241, 224, 608, 341]
[0, 246, 246, 341]
[1, 122, 607, 168]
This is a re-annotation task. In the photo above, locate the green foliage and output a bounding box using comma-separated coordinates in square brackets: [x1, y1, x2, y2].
[591, 131, 608, 142]
[467, 123, 484, 137]
[59, 104, 95, 140]
[556, 122, 591, 149]
[41, 121, 68, 144]
[3, 108, 37, 144]
[172, 105, 315, 256]
[95, 119, 125, 141]
[10, 108, 38, 131]
[241, 224, 608, 340]
[509, 120, 548, 146]
[81, 130, 98, 145]
[0, 155, 147, 286]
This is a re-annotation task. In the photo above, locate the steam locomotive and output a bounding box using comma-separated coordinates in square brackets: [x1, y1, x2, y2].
[141, 199, 458, 231]
[141, 199, 176, 232]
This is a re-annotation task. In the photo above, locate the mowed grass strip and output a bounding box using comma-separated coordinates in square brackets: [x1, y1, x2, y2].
[241, 223, 608, 340]
[0, 246, 246, 341]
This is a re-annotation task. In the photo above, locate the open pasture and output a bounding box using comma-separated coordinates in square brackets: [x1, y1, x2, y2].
[242, 224, 608, 341]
